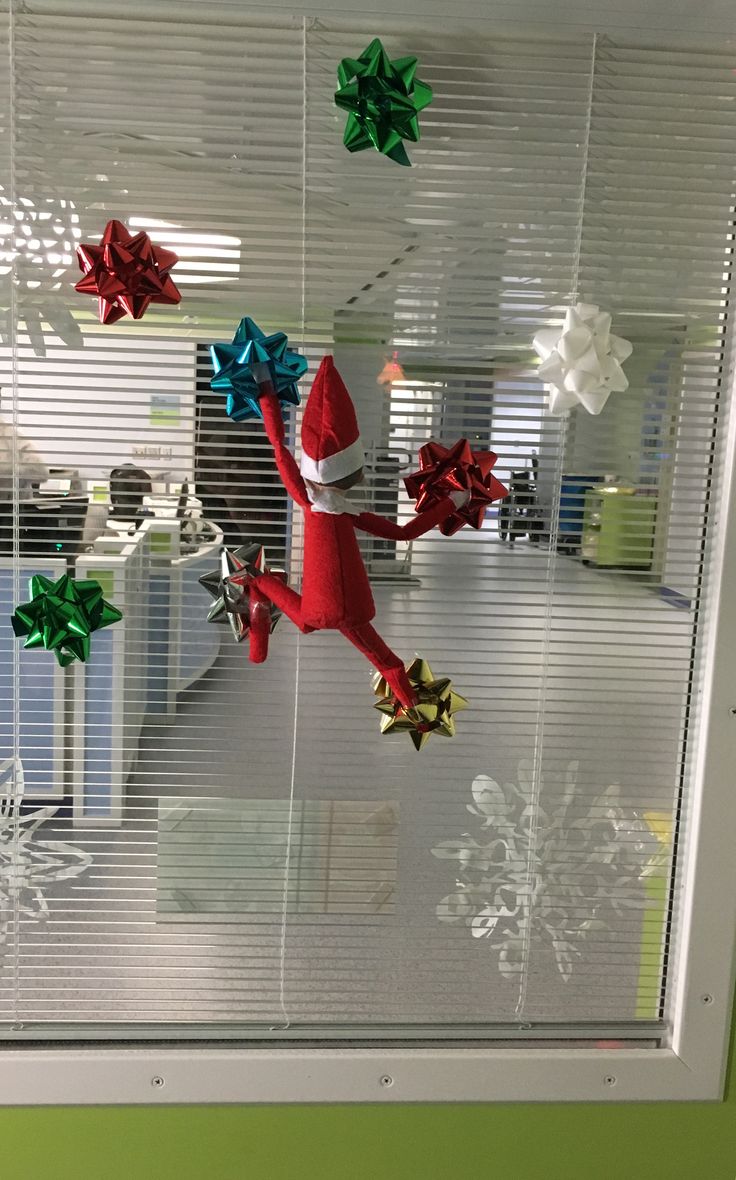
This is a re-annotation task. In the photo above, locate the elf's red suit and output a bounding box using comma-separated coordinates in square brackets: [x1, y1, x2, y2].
[251, 355, 459, 709]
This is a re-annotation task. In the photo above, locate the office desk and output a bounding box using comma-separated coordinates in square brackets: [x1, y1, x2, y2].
[0, 519, 223, 825]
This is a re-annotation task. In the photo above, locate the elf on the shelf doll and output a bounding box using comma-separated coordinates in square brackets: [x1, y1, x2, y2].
[247, 354, 467, 709]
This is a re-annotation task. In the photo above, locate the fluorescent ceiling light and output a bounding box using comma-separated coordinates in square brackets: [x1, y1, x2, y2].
[128, 216, 241, 284]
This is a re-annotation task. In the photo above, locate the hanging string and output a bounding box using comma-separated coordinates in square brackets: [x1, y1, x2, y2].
[515, 32, 597, 1022]
[272, 13, 310, 1033]
[570, 31, 597, 306]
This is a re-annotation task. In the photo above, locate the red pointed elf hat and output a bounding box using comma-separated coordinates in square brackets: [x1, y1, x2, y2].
[300, 355, 364, 484]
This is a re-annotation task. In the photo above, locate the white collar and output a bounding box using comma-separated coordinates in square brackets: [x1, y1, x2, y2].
[306, 483, 361, 516]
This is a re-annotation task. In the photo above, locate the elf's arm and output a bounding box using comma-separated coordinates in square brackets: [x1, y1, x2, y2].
[258, 383, 311, 509]
[355, 492, 464, 541]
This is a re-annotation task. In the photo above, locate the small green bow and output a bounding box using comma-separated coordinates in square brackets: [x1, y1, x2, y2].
[335, 37, 433, 167]
[12, 573, 123, 666]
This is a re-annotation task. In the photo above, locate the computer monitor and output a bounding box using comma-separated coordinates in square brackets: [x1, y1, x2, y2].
[9, 496, 89, 557]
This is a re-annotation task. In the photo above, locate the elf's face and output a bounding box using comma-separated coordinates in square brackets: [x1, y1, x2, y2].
[322, 467, 365, 492]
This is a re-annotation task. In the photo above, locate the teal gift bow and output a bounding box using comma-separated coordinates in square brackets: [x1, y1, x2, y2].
[210, 316, 307, 423]
[335, 37, 433, 167]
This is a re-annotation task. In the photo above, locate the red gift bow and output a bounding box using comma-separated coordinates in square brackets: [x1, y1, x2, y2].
[404, 438, 508, 536]
[75, 218, 181, 325]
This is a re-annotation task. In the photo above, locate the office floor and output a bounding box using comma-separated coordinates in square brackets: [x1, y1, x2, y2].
[0, 532, 689, 1031]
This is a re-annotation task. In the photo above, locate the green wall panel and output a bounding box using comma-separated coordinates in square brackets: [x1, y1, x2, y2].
[0, 1007, 734, 1180]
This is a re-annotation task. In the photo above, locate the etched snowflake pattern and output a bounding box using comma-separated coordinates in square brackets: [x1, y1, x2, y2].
[432, 760, 659, 981]
[0, 764, 92, 951]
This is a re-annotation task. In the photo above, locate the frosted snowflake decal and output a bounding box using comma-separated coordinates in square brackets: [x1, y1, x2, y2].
[0, 189, 83, 355]
[432, 760, 659, 981]
[0, 760, 92, 950]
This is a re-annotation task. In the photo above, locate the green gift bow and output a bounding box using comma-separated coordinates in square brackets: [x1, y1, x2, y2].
[12, 573, 123, 666]
[335, 37, 433, 167]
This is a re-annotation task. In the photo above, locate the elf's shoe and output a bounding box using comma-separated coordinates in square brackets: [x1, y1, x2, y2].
[378, 663, 418, 711]
[373, 657, 469, 751]
[226, 552, 289, 663]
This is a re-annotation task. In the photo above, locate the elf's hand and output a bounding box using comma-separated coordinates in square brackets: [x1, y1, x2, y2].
[251, 362, 276, 401]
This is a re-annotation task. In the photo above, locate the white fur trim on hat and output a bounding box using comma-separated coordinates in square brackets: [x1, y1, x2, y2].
[300, 436, 365, 485]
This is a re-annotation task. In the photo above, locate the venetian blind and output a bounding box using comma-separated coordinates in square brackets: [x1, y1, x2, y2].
[0, 0, 733, 1039]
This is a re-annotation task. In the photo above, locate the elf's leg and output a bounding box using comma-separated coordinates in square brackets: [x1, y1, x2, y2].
[250, 571, 315, 635]
[339, 622, 418, 710]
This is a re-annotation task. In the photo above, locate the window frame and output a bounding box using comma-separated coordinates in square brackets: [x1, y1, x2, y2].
[2, 0, 736, 1107]
[1, 374, 735, 1105]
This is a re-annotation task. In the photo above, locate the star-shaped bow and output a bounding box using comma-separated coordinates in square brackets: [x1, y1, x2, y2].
[335, 37, 433, 167]
[209, 316, 307, 423]
[374, 657, 468, 751]
[11, 573, 123, 666]
[532, 302, 633, 416]
[74, 219, 181, 324]
[199, 543, 285, 661]
[404, 438, 508, 536]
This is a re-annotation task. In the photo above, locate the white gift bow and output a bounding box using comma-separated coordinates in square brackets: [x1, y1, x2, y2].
[533, 302, 633, 416]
